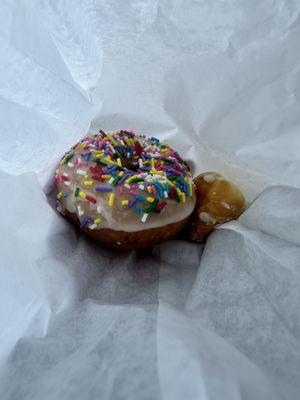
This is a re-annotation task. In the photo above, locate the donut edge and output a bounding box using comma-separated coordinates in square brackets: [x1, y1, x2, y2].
[64, 210, 190, 250]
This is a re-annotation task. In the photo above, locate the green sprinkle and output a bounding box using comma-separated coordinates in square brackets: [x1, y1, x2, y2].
[161, 158, 173, 163]
[93, 157, 107, 167]
[74, 187, 80, 197]
[174, 190, 181, 203]
[130, 178, 144, 183]
[112, 175, 122, 185]
[144, 207, 160, 214]
[64, 154, 73, 164]
[152, 198, 159, 207]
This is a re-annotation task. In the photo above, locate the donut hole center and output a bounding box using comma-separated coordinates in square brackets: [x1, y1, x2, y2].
[122, 158, 139, 172]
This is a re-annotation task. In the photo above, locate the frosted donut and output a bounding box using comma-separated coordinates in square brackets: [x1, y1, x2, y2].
[55, 130, 196, 250]
[181, 172, 245, 242]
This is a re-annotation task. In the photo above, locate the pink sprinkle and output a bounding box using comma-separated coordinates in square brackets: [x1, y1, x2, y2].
[129, 190, 137, 195]
[131, 184, 136, 189]
[118, 187, 125, 194]
[56, 173, 62, 187]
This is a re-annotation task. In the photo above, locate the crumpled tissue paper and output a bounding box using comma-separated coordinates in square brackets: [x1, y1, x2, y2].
[0, 1, 300, 399]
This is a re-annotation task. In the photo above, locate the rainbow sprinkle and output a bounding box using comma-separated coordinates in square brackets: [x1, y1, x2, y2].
[56, 129, 194, 229]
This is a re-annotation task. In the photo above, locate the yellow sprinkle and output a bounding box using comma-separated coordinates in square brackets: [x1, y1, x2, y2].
[79, 190, 86, 199]
[161, 149, 169, 153]
[181, 192, 186, 203]
[147, 186, 152, 193]
[109, 193, 115, 207]
[176, 187, 182, 196]
[94, 218, 102, 224]
[84, 180, 93, 186]
[119, 171, 124, 177]
[105, 156, 115, 165]
[117, 158, 122, 167]
[188, 180, 193, 196]
[147, 197, 154, 203]
[84, 174, 89, 179]
[151, 158, 155, 167]
[125, 137, 131, 146]
[153, 170, 163, 175]
[57, 192, 63, 200]
[166, 179, 175, 187]
[94, 151, 103, 156]
[128, 175, 138, 183]
[121, 200, 129, 206]
[102, 175, 111, 179]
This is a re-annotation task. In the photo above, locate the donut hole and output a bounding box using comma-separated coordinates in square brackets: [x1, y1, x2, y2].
[121, 157, 139, 172]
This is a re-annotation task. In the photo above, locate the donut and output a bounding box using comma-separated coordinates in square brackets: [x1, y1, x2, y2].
[181, 172, 245, 242]
[55, 130, 196, 250]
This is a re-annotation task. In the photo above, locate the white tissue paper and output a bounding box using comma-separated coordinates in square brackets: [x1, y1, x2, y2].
[1, 0, 300, 399]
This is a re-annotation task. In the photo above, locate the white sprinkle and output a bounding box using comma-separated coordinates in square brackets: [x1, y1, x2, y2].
[97, 205, 102, 214]
[139, 158, 143, 168]
[67, 162, 74, 168]
[64, 181, 70, 186]
[203, 173, 216, 183]
[199, 212, 216, 226]
[221, 201, 231, 209]
[117, 241, 121, 245]
[124, 183, 130, 189]
[127, 152, 130, 158]
[77, 169, 86, 175]
[77, 205, 84, 216]
[152, 175, 163, 181]
[78, 157, 82, 163]
[89, 224, 97, 230]
[108, 143, 115, 153]
[163, 191, 168, 198]
[138, 184, 145, 191]
[108, 177, 114, 184]
[141, 213, 148, 223]
[62, 172, 69, 177]
[120, 140, 125, 146]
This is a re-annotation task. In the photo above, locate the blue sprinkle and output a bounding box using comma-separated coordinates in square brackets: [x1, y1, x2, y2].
[154, 182, 163, 198]
[127, 198, 137, 208]
[135, 205, 142, 215]
[80, 217, 93, 228]
[136, 195, 146, 203]
[85, 152, 92, 161]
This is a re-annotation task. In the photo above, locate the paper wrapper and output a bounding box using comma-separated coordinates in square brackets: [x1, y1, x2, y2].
[1, 1, 300, 399]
